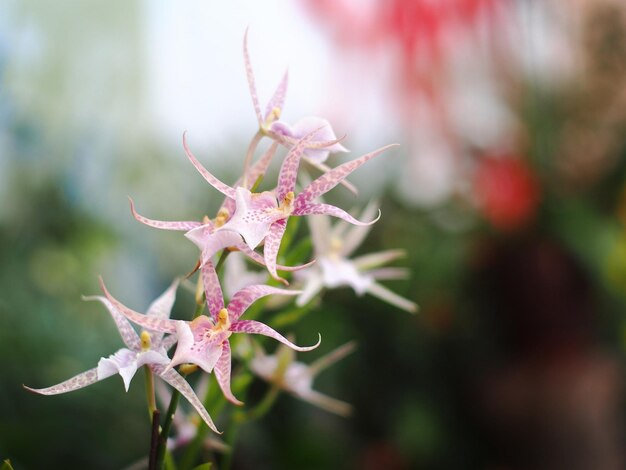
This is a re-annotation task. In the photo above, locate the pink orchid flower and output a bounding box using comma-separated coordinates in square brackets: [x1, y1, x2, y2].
[129, 137, 312, 281]
[296, 200, 418, 313]
[219, 131, 396, 282]
[99, 264, 320, 406]
[250, 340, 356, 416]
[24, 280, 220, 434]
[243, 31, 357, 193]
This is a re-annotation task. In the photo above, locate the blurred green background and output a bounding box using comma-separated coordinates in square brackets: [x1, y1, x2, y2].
[3, 1, 626, 469]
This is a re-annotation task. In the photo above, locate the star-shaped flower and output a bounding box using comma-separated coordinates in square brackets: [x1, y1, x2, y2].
[243, 31, 347, 164]
[24, 280, 220, 433]
[99, 263, 320, 406]
[295, 201, 418, 313]
[250, 340, 356, 416]
[129, 137, 312, 281]
[219, 131, 396, 282]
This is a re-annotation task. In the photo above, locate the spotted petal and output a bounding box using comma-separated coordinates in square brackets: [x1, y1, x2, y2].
[220, 187, 280, 250]
[156, 366, 220, 434]
[295, 202, 380, 227]
[276, 130, 319, 201]
[99, 278, 177, 334]
[296, 144, 397, 204]
[202, 261, 225, 321]
[230, 320, 320, 352]
[243, 29, 263, 126]
[24, 368, 99, 396]
[213, 341, 243, 406]
[271, 116, 348, 164]
[263, 219, 289, 284]
[227, 284, 301, 322]
[168, 319, 226, 373]
[129, 197, 201, 231]
[183, 133, 236, 200]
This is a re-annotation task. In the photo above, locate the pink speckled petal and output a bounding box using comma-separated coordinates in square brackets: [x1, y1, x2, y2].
[99, 278, 177, 334]
[296, 144, 397, 204]
[129, 197, 201, 231]
[213, 341, 243, 406]
[202, 260, 225, 321]
[183, 133, 236, 199]
[24, 368, 99, 396]
[237, 242, 315, 273]
[230, 320, 320, 352]
[243, 29, 263, 126]
[276, 131, 316, 201]
[304, 158, 358, 196]
[185, 225, 242, 265]
[272, 116, 348, 163]
[220, 188, 280, 250]
[227, 284, 301, 321]
[156, 367, 220, 434]
[295, 203, 380, 226]
[264, 70, 288, 121]
[168, 319, 226, 373]
[264, 219, 288, 284]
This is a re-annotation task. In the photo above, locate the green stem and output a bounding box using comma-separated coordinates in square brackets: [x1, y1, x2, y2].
[148, 409, 161, 470]
[155, 383, 182, 469]
[144, 365, 157, 417]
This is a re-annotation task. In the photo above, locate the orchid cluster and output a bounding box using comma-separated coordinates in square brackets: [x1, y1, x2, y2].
[25, 32, 415, 468]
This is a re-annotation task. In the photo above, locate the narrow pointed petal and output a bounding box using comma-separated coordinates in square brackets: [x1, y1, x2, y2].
[296, 389, 353, 417]
[296, 203, 380, 227]
[296, 144, 398, 204]
[213, 341, 243, 406]
[367, 267, 411, 281]
[82, 295, 141, 350]
[227, 284, 301, 322]
[129, 197, 201, 231]
[243, 29, 263, 126]
[183, 133, 236, 199]
[304, 159, 359, 195]
[202, 260, 225, 321]
[236, 241, 316, 273]
[264, 70, 288, 121]
[276, 131, 318, 201]
[230, 320, 321, 352]
[156, 367, 220, 434]
[24, 368, 99, 396]
[352, 249, 407, 270]
[295, 272, 324, 307]
[264, 219, 288, 284]
[341, 201, 380, 256]
[365, 282, 418, 314]
[99, 278, 177, 334]
[308, 342, 356, 376]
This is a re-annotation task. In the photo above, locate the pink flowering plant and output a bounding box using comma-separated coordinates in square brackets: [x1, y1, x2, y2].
[24, 32, 416, 469]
